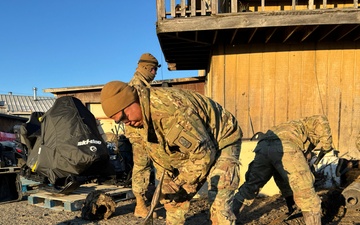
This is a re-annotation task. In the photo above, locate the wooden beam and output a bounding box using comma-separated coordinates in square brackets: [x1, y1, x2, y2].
[354, 34, 360, 41]
[248, 28, 258, 43]
[161, 33, 212, 45]
[301, 25, 319, 42]
[283, 26, 300, 43]
[157, 10, 360, 33]
[230, 29, 239, 44]
[167, 63, 177, 71]
[265, 28, 277, 43]
[213, 30, 218, 44]
[318, 25, 340, 42]
[336, 24, 360, 41]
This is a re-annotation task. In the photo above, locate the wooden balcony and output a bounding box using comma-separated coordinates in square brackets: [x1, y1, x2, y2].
[156, 0, 360, 70]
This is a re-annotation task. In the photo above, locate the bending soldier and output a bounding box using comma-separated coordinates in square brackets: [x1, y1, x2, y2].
[101, 81, 243, 225]
[233, 115, 333, 225]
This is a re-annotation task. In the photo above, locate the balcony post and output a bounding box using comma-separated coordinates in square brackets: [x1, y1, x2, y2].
[190, 0, 196, 16]
[212, 0, 218, 14]
[156, 0, 165, 20]
[170, 0, 176, 17]
[308, 0, 314, 9]
[231, 0, 238, 13]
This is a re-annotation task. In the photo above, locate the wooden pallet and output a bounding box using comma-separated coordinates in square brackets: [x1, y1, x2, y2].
[20, 177, 41, 196]
[28, 183, 134, 212]
[0, 166, 21, 174]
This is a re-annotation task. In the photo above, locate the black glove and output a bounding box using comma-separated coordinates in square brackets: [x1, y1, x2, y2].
[285, 196, 295, 215]
[233, 198, 243, 217]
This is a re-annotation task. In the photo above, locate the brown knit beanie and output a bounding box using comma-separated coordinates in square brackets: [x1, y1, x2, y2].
[138, 53, 160, 73]
[100, 81, 138, 118]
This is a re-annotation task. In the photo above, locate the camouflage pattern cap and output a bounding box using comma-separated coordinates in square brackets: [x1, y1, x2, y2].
[100, 81, 138, 118]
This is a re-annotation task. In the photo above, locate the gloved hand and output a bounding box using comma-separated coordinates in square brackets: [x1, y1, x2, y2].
[162, 180, 180, 194]
[232, 198, 243, 217]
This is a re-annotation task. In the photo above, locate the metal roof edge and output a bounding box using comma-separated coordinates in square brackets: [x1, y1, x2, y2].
[43, 84, 104, 93]
[44, 76, 206, 94]
[0, 113, 28, 121]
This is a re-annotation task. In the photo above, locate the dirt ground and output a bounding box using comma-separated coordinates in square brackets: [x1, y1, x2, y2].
[0, 186, 356, 225]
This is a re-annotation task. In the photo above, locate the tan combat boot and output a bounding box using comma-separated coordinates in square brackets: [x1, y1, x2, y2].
[134, 194, 149, 218]
[302, 211, 321, 225]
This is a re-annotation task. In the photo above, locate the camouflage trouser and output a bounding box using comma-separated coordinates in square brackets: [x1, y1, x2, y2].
[236, 139, 321, 213]
[163, 201, 191, 225]
[162, 141, 241, 225]
[126, 126, 151, 196]
[207, 142, 241, 225]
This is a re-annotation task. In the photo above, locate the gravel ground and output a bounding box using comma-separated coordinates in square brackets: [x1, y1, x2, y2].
[0, 185, 353, 225]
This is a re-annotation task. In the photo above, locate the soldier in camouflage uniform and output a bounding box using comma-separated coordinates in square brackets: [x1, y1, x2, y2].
[127, 53, 160, 218]
[129, 53, 159, 88]
[100, 81, 243, 225]
[233, 115, 333, 225]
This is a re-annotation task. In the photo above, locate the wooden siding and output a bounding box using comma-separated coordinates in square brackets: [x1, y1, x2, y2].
[0, 114, 27, 133]
[208, 42, 360, 158]
[151, 77, 205, 95]
[54, 91, 101, 104]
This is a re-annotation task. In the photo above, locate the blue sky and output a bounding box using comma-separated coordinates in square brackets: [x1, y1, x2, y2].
[0, 1, 196, 97]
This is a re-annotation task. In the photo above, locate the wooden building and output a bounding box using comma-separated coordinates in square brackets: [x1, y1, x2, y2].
[0, 114, 27, 133]
[156, 0, 360, 158]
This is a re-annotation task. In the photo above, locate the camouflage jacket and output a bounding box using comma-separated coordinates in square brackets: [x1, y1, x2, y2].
[128, 67, 153, 88]
[136, 86, 243, 186]
[267, 115, 333, 153]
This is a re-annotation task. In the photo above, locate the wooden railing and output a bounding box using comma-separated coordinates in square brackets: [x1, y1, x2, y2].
[156, 0, 359, 19]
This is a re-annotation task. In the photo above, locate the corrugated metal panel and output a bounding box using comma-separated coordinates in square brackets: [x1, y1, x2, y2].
[0, 94, 55, 113]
